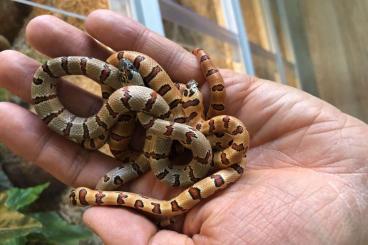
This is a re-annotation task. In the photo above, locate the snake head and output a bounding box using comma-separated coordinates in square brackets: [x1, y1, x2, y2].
[119, 58, 136, 72]
[118, 58, 144, 86]
[117, 59, 133, 82]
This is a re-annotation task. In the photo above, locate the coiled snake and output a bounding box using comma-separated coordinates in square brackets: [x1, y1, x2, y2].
[31, 49, 249, 218]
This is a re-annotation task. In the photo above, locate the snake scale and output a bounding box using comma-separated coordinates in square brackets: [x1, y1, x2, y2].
[31, 49, 249, 217]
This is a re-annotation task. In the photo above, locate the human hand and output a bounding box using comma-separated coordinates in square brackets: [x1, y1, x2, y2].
[0, 10, 367, 245]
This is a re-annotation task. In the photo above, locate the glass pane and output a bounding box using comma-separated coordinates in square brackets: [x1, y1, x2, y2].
[280, 0, 368, 122]
[163, 19, 242, 71]
[173, 0, 227, 28]
[161, 1, 244, 72]
[240, 0, 281, 82]
[249, 44, 278, 81]
[268, 0, 299, 87]
[284, 60, 298, 88]
[238, 0, 299, 87]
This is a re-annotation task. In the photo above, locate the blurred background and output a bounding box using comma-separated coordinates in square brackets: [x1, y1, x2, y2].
[0, 0, 367, 244]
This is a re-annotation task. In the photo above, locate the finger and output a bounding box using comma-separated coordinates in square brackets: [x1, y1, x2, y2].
[0, 102, 118, 187]
[150, 230, 193, 244]
[83, 207, 157, 245]
[26, 15, 111, 59]
[83, 207, 193, 245]
[0, 50, 38, 103]
[85, 9, 203, 84]
[0, 50, 102, 116]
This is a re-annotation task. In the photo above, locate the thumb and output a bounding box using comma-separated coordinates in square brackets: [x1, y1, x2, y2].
[83, 207, 155, 244]
[83, 207, 193, 245]
[150, 230, 194, 245]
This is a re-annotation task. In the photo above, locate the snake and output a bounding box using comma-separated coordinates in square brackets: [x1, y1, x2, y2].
[31, 49, 249, 217]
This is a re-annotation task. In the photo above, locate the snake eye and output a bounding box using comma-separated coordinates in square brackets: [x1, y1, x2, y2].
[120, 59, 129, 69]
[127, 70, 133, 80]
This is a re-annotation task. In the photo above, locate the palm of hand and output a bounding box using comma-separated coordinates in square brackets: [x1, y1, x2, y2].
[129, 71, 368, 244]
[0, 10, 367, 245]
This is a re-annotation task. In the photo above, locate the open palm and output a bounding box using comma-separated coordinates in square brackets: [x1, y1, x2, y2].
[0, 10, 367, 245]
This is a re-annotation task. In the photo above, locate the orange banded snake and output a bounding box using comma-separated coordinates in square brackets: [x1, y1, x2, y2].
[31, 49, 249, 217]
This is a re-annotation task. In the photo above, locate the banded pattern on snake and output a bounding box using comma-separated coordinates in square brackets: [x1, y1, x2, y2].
[31, 49, 249, 217]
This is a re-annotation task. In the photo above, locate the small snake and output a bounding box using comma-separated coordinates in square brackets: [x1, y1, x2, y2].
[31, 49, 249, 217]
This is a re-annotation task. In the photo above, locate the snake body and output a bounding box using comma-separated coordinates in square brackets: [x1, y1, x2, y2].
[31, 50, 249, 217]
[71, 164, 244, 217]
[32, 54, 213, 188]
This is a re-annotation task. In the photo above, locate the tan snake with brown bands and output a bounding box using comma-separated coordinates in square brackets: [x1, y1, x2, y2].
[99, 51, 215, 188]
[32, 54, 213, 189]
[31, 50, 249, 217]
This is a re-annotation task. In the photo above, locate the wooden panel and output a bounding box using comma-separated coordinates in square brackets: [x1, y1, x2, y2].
[333, 0, 368, 121]
[240, 0, 270, 51]
[163, 0, 237, 70]
[301, 0, 359, 116]
[240, 0, 279, 81]
[285, 0, 367, 122]
[283, 0, 318, 95]
[32, 0, 109, 29]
